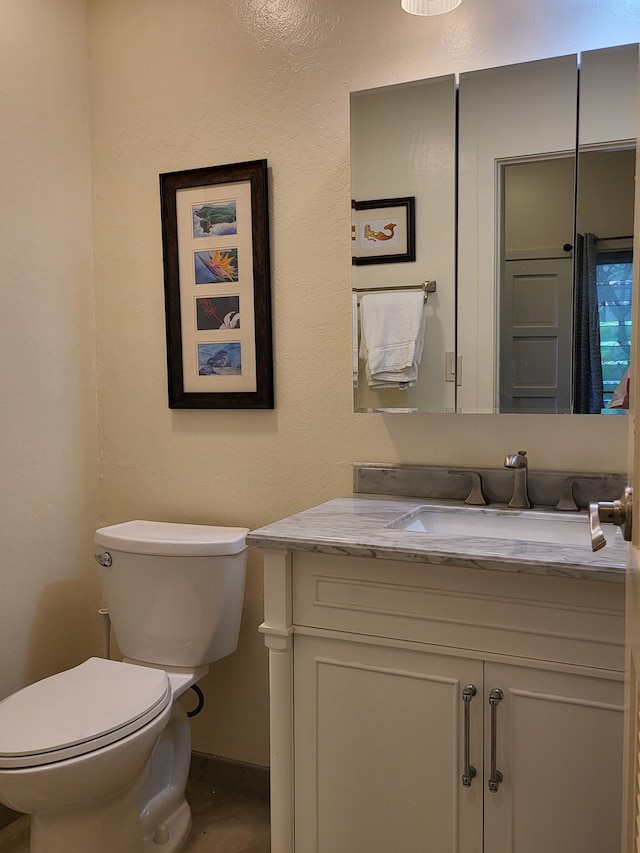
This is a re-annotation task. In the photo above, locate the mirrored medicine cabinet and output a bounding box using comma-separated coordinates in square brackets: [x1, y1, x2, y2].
[351, 44, 638, 415]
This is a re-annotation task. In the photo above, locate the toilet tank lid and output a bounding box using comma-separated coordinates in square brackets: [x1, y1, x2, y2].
[95, 520, 250, 556]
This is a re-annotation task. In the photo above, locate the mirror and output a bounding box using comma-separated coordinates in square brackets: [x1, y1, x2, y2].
[351, 75, 457, 413]
[573, 45, 637, 414]
[351, 44, 638, 414]
[497, 147, 635, 413]
[458, 54, 579, 414]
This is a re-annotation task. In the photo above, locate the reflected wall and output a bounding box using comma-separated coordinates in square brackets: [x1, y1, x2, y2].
[351, 76, 457, 413]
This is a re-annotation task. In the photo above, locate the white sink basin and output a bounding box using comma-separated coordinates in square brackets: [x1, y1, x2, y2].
[386, 505, 608, 547]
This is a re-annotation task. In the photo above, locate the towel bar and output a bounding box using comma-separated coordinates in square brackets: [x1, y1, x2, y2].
[353, 280, 437, 302]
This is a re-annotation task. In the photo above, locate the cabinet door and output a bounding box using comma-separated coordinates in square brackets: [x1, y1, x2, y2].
[294, 634, 483, 853]
[483, 662, 623, 853]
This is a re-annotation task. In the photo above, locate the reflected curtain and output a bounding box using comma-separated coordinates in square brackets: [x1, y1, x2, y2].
[573, 233, 603, 413]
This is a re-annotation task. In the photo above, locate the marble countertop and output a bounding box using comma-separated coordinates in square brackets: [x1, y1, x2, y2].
[247, 495, 627, 583]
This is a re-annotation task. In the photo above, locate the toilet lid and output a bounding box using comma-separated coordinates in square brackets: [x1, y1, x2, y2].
[0, 658, 171, 768]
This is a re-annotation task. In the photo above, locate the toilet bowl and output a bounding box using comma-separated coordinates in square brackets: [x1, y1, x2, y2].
[0, 520, 248, 853]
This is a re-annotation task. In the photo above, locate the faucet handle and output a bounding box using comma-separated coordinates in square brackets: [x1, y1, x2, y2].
[554, 475, 603, 512]
[449, 469, 489, 506]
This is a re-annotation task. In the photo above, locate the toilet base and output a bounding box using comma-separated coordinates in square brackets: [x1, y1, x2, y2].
[30, 779, 147, 853]
[144, 799, 191, 853]
[139, 701, 194, 852]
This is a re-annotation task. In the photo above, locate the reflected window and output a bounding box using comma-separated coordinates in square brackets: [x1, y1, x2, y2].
[597, 250, 632, 408]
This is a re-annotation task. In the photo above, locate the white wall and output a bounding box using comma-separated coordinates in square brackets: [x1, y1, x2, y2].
[0, 0, 99, 697]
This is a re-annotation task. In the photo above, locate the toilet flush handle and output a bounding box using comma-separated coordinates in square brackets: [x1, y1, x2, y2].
[94, 552, 112, 568]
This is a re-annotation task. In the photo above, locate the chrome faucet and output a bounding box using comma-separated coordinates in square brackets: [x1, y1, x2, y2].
[504, 450, 532, 508]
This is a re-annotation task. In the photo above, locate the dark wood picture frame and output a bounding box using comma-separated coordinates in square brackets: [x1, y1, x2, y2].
[351, 196, 416, 265]
[160, 159, 273, 409]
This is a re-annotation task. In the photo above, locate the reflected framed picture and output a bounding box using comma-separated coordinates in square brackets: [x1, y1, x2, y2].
[160, 159, 273, 408]
[351, 196, 416, 265]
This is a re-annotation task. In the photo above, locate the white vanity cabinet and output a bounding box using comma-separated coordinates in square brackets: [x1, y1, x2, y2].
[260, 549, 625, 853]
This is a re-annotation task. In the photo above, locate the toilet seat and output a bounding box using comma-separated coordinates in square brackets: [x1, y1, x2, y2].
[0, 658, 170, 769]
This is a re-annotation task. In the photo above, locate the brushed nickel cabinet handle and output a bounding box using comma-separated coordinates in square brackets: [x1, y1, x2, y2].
[488, 688, 504, 793]
[461, 684, 477, 787]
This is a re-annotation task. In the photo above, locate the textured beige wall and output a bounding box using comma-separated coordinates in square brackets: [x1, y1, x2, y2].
[87, 0, 640, 766]
[2, 0, 637, 779]
[0, 0, 99, 698]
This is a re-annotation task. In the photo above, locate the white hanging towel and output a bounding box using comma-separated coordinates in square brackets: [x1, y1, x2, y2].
[352, 292, 359, 387]
[359, 291, 426, 389]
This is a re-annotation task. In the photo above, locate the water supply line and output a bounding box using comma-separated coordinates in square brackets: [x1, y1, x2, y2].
[98, 608, 111, 659]
[187, 685, 205, 718]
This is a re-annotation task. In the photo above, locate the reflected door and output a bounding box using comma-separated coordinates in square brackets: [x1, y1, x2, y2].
[499, 258, 573, 413]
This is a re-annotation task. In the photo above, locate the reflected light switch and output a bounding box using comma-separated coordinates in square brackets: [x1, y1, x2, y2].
[445, 352, 462, 385]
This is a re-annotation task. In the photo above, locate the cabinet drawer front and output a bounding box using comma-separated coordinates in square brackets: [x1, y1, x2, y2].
[292, 552, 624, 670]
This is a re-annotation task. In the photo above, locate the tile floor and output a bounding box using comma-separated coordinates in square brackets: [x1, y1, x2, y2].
[0, 774, 271, 853]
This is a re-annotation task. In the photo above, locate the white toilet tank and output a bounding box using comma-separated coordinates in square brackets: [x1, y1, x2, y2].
[94, 520, 249, 668]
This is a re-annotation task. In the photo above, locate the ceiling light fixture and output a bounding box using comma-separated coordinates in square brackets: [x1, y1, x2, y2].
[401, 0, 462, 15]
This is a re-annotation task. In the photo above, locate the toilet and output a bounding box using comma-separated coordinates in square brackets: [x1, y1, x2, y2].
[0, 519, 249, 853]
